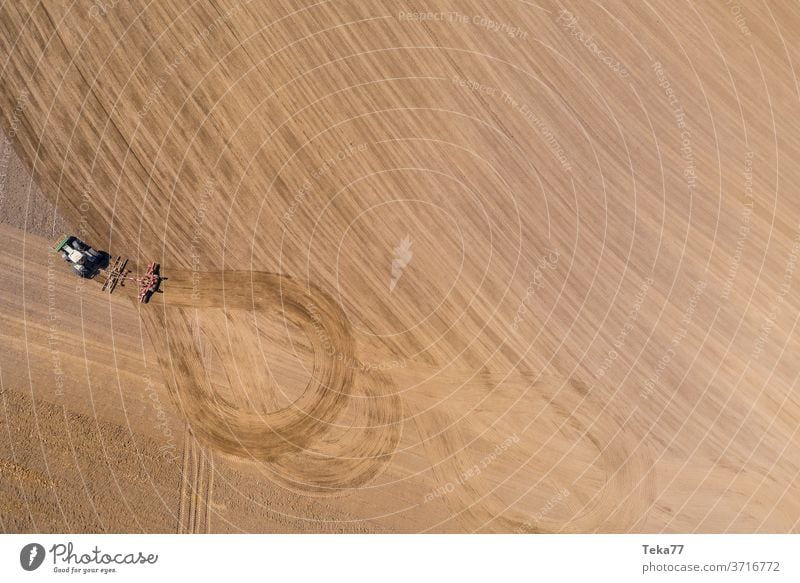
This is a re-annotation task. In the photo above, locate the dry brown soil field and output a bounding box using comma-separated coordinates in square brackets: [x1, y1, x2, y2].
[1, 0, 800, 533]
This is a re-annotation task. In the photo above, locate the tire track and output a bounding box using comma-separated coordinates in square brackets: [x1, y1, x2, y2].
[176, 431, 190, 534]
[264, 368, 403, 495]
[177, 430, 214, 533]
[146, 270, 402, 493]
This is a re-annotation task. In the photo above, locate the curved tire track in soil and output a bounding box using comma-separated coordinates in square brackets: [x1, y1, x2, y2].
[143, 270, 401, 493]
[264, 369, 403, 495]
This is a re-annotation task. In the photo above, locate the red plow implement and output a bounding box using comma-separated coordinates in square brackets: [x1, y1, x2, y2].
[137, 263, 163, 304]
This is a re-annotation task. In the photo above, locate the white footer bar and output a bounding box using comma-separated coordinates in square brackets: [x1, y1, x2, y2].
[1, 534, 797, 582]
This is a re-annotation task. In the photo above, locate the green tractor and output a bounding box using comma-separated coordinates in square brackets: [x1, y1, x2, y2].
[53, 234, 110, 279]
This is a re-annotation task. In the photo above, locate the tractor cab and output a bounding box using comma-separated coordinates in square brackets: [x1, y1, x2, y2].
[53, 234, 109, 279]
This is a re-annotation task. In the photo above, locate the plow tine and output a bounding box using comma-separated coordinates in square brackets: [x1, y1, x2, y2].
[137, 262, 162, 303]
[101, 256, 128, 294]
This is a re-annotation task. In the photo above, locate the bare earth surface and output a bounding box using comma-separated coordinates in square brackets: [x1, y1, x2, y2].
[0, 129, 69, 238]
[1, 0, 800, 532]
